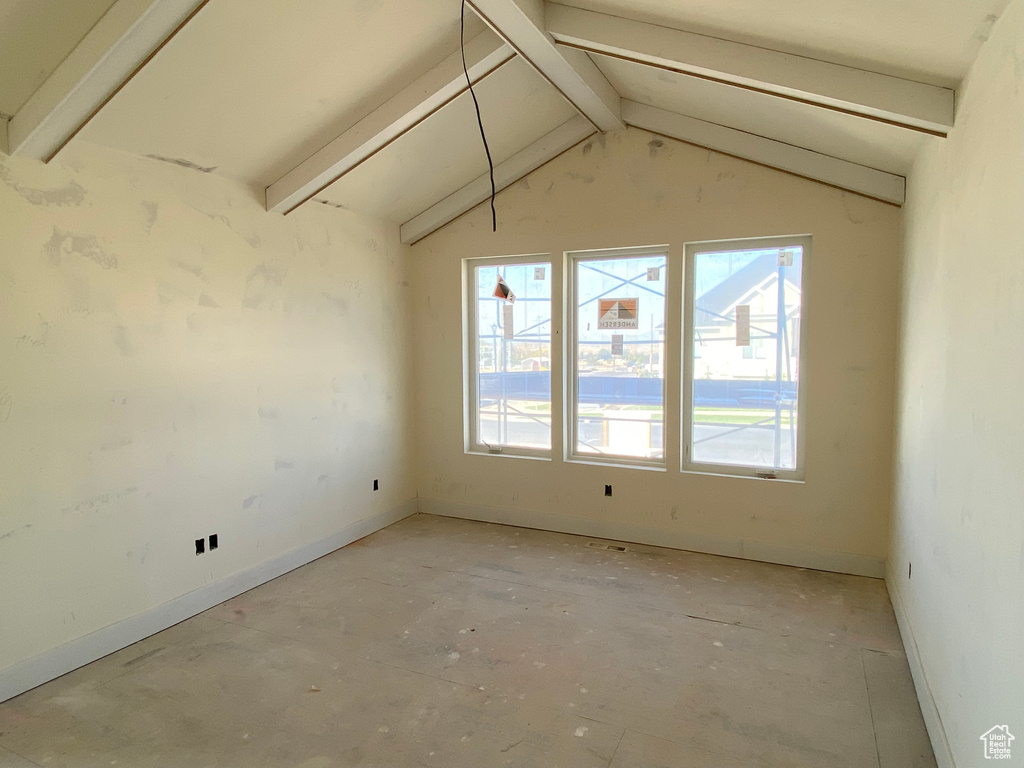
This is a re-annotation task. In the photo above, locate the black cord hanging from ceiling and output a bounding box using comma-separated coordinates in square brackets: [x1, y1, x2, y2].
[461, 0, 497, 232]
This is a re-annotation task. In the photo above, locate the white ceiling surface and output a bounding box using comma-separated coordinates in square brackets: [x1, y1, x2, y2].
[594, 54, 926, 174]
[555, 0, 1012, 85]
[0, 0, 117, 116]
[5, 0, 1016, 222]
[78, 0, 486, 187]
[318, 57, 576, 223]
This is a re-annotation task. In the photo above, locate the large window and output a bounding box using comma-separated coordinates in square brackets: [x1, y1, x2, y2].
[683, 236, 809, 478]
[466, 257, 552, 456]
[568, 247, 667, 465]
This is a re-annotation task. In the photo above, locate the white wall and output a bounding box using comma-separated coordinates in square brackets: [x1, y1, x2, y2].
[410, 127, 901, 576]
[0, 142, 415, 687]
[891, 0, 1024, 764]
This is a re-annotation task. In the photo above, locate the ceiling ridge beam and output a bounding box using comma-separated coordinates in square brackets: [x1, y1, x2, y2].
[266, 33, 515, 215]
[622, 100, 905, 205]
[401, 114, 596, 244]
[547, 3, 953, 136]
[9, 0, 209, 161]
[467, 0, 623, 132]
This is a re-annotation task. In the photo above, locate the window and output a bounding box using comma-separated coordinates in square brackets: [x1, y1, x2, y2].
[683, 236, 809, 478]
[466, 257, 552, 456]
[567, 247, 667, 465]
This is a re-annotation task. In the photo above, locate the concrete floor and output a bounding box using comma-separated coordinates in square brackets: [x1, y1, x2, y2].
[0, 514, 935, 768]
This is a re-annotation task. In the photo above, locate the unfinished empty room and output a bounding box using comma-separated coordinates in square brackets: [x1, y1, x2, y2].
[1, 0, 1021, 766]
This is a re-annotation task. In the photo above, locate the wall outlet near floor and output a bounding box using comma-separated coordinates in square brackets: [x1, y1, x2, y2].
[908, 561, 912, 579]
[195, 538, 205, 556]
[373, 479, 379, 491]
[209, 534, 219, 551]
[605, 484, 613, 497]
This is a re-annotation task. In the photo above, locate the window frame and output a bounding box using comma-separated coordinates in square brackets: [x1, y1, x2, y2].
[464, 253, 554, 460]
[565, 245, 670, 469]
[681, 235, 811, 481]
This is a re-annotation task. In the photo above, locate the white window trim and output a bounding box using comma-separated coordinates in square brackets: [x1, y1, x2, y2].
[681, 234, 811, 481]
[464, 253, 553, 459]
[565, 245, 670, 468]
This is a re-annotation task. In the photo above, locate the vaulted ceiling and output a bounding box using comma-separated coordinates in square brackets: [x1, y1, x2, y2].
[0, 0, 1012, 242]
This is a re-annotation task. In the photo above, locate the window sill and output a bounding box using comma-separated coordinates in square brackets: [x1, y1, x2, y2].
[681, 467, 805, 484]
[465, 450, 552, 462]
[565, 457, 667, 472]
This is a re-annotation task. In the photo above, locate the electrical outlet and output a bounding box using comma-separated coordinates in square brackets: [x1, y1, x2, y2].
[605, 484, 613, 497]
[908, 562, 912, 579]
[195, 538, 205, 556]
[373, 479, 379, 491]
[209, 534, 218, 551]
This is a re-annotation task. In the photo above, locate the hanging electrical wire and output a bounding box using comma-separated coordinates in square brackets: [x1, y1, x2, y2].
[461, 0, 497, 232]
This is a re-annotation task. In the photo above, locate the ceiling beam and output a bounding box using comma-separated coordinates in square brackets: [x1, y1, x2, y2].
[266, 33, 515, 215]
[9, 0, 209, 161]
[622, 100, 905, 205]
[547, 3, 954, 136]
[467, 0, 623, 132]
[401, 114, 595, 244]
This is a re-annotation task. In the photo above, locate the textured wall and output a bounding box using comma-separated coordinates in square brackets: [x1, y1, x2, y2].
[410, 127, 901, 572]
[891, 0, 1024, 764]
[0, 142, 415, 673]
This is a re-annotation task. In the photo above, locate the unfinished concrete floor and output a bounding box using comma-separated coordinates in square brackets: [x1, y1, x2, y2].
[0, 514, 935, 768]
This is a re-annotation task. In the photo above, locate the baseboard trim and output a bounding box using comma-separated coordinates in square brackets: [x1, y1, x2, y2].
[0, 498, 418, 704]
[420, 498, 885, 578]
[885, 571, 955, 768]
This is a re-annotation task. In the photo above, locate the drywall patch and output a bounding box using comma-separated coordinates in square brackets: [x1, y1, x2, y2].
[243, 263, 287, 310]
[169, 259, 203, 278]
[99, 437, 133, 451]
[974, 13, 1000, 41]
[144, 155, 217, 174]
[842, 194, 867, 225]
[274, 460, 294, 471]
[141, 201, 159, 232]
[62, 487, 137, 516]
[0, 165, 86, 207]
[312, 198, 346, 209]
[16, 317, 51, 348]
[197, 293, 220, 308]
[44, 228, 118, 270]
[112, 325, 132, 357]
[566, 171, 595, 184]
[156, 279, 192, 305]
[0, 524, 32, 543]
[242, 495, 259, 510]
[320, 292, 348, 317]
